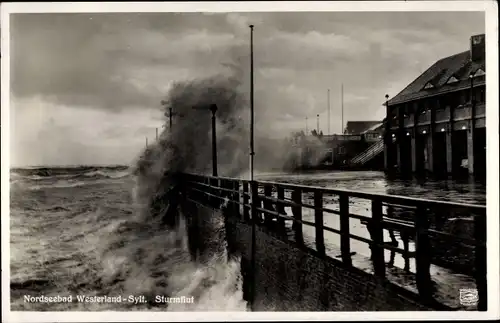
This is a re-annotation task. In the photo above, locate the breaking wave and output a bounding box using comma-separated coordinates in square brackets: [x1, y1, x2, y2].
[11, 69, 255, 311]
[127, 71, 252, 311]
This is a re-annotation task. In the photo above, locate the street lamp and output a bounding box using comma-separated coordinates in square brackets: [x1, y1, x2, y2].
[384, 94, 390, 141]
[469, 72, 475, 133]
[193, 104, 218, 177]
[469, 72, 474, 103]
[210, 104, 218, 177]
[161, 100, 176, 132]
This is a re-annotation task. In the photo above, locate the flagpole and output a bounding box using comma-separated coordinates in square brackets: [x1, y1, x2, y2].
[249, 24, 256, 311]
[327, 89, 330, 135]
[250, 25, 255, 183]
[341, 84, 344, 134]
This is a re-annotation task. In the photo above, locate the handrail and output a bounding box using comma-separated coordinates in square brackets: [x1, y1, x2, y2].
[356, 144, 383, 165]
[352, 144, 378, 163]
[183, 174, 485, 211]
[180, 173, 487, 311]
[351, 140, 384, 165]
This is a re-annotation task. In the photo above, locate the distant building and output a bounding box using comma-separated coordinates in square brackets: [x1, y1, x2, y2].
[384, 34, 486, 176]
[343, 121, 381, 135]
[361, 122, 384, 142]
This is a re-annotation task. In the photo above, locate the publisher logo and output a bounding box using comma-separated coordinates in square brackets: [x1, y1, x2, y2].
[460, 289, 478, 306]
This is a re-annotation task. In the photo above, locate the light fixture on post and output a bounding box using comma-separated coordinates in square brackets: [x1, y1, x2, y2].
[469, 72, 474, 104]
[469, 72, 476, 135]
[384, 94, 390, 142]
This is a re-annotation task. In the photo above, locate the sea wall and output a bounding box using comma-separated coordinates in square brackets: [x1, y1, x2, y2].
[223, 214, 431, 311]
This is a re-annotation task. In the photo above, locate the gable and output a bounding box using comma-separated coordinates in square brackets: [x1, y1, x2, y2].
[473, 68, 485, 77]
[423, 82, 434, 90]
[446, 76, 459, 84]
[387, 50, 477, 105]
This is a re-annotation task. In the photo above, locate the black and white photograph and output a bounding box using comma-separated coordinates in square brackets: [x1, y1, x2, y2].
[1, 1, 499, 321]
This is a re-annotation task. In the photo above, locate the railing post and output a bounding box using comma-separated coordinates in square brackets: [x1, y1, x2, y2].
[291, 188, 304, 245]
[232, 180, 239, 216]
[474, 213, 487, 311]
[263, 185, 274, 227]
[210, 178, 217, 207]
[339, 194, 352, 266]
[276, 185, 286, 232]
[314, 190, 325, 256]
[221, 179, 227, 207]
[201, 177, 206, 204]
[206, 177, 212, 205]
[243, 182, 250, 222]
[370, 200, 386, 278]
[415, 206, 433, 299]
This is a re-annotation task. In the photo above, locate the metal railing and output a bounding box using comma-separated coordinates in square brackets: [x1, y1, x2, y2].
[350, 140, 384, 165]
[180, 173, 487, 310]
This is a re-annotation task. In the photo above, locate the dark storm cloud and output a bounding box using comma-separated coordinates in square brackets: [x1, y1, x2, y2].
[8, 11, 486, 166]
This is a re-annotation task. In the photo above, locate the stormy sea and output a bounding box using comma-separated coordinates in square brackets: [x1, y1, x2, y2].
[10, 71, 258, 311]
[10, 165, 248, 311]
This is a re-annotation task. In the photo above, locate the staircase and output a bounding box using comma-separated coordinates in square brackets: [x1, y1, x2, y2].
[350, 140, 385, 166]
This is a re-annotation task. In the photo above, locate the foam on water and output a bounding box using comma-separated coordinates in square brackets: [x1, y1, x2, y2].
[11, 71, 253, 311]
[10, 171, 248, 311]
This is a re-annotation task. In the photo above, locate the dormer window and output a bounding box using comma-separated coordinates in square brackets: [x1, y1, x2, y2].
[446, 76, 459, 84]
[473, 68, 485, 77]
[423, 82, 434, 90]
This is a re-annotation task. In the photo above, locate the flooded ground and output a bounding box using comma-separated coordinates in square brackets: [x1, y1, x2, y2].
[251, 170, 485, 309]
[255, 170, 486, 204]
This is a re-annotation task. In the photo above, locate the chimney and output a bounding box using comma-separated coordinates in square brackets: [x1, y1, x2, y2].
[470, 34, 485, 62]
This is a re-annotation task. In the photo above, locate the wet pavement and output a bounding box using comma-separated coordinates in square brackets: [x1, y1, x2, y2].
[252, 170, 485, 310]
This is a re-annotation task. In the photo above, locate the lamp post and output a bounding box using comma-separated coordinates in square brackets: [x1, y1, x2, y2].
[469, 72, 475, 123]
[169, 107, 173, 129]
[161, 100, 175, 132]
[316, 114, 320, 134]
[305, 117, 308, 134]
[210, 104, 218, 177]
[384, 94, 390, 171]
[327, 89, 331, 135]
[385, 94, 390, 137]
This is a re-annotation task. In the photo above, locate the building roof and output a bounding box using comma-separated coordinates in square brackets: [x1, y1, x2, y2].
[388, 50, 486, 106]
[344, 121, 381, 135]
[361, 122, 384, 133]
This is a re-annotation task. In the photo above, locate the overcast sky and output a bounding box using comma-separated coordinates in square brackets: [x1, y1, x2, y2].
[9, 11, 484, 167]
